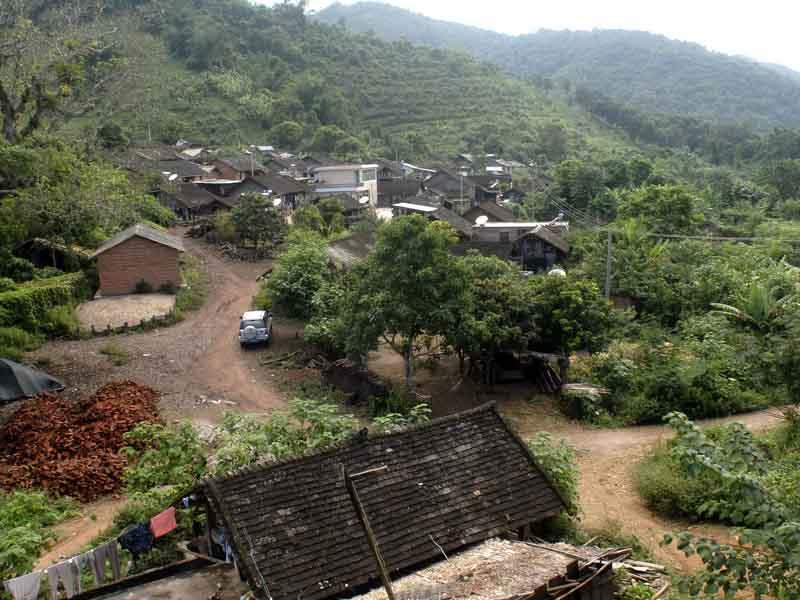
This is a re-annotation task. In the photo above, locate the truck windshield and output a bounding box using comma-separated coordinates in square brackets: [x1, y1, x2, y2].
[240, 320, 265, 329]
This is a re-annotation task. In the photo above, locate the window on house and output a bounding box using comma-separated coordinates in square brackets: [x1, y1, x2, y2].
[360, 169, 377, 182]
[499, 231, 510, 243]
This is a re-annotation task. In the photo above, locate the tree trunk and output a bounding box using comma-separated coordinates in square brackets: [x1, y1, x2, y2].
[403, 344, 415, 394]
[458, 350, 465, 375]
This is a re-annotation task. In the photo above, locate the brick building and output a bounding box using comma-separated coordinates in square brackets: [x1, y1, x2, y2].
[91, 224, 184, 296]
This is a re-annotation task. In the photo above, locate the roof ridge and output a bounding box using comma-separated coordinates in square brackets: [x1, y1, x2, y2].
[200, 403, 499, 489]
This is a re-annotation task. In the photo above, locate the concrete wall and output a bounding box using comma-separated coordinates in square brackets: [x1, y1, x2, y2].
[97, 237, 181, 296]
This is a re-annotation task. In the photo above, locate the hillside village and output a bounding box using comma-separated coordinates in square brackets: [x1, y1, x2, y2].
[3, 2, 800, 600]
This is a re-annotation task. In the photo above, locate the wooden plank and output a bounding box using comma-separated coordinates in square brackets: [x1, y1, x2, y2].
[344, 467, 396, 600]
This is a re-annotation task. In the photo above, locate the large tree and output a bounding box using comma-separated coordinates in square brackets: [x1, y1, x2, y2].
[0, 1, 120, 143]
[231, 193, 286, 248]
[344, 216, 469, 392]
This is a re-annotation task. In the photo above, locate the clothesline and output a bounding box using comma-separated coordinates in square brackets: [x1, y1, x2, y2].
[3, 504, 181, 600]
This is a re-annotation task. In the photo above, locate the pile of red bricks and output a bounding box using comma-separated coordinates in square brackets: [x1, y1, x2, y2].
[0, 381, 160, 501]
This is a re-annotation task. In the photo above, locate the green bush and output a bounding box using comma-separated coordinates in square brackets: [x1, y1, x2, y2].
[0, 278, 14, 293]
[212, 397, 357, 476]
[527, 432, 579, 514]
[0, 327, 44, 360]
[263, 232, 330, 319]
[635, 443, 717, 518]
[41, 305, 80, 338]
[174, 255, 207, 318]
[122, 423, 207, 494]
[99, 342, 130, 366]
[0, 490, 76, 581]
[0, 272, 87, 330]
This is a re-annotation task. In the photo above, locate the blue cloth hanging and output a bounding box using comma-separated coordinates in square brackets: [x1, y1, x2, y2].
[118, 524, 154, 560]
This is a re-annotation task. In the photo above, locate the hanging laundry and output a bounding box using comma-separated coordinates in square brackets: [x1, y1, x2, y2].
[92, 539, 121, 585]
[118, 524, 154, 561]
[150, 506, 177, 539]
[180, 494, 198, 509]
[211, 529, 234, 563]
[3, 571, 42, 600]
[46, 560, 79, 600]
[72, 552, 94, 594]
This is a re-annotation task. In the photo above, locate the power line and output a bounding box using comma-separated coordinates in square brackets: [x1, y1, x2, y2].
[548, 196, 598, 225]
[643, 232, 800, 244]
[548, 197, 598, 229]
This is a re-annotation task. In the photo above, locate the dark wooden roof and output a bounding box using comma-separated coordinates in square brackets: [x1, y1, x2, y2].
[201, 404, 565, 600]
[250, 174, 308, 196]
[527, 226, 570, 254]
[463, 200, 517, 223]
[168, 183, 229, 210]
[452, 240, 516, 260]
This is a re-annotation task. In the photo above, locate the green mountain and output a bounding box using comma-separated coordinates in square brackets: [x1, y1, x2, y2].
[34, 0, 635, 164]
[315, 2, 800, 130]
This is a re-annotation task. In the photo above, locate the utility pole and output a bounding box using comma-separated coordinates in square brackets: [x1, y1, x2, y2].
[344, 465, 396, 600]
[604, 230, 613, 299]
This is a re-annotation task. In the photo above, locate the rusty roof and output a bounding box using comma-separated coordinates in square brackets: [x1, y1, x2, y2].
[201, 404, 566, 600]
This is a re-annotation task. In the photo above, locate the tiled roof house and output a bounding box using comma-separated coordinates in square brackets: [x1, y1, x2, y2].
[199, 404, 566, 600]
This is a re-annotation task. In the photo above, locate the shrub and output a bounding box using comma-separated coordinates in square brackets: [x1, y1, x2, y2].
[263, 232, 329, 319]
[134, 279, 153, 294]
[212, 397, 357, 476]
[158, 281, 177, 294]
[99, 342, 130, 366]
[213, 211, 237, 243]
[174, 255, 207, 318]
[0, 490, 76, 581]
[0, 278, 14, 292]
[41, 305, 80, 338]
[635, 443, 717, 518]
[0, 327, 44, 360]
[0, 272, 87, 330]
[527, 432, 579, 514]
[122, 423, 207, 494]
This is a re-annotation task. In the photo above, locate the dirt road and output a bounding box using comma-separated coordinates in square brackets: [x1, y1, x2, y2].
[370, 354, 786, 571]
[503, 396, 785, 570]
[32, 234, 290, 423]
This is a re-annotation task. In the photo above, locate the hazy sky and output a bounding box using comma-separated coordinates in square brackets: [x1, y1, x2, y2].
[296, 0, 800, 72]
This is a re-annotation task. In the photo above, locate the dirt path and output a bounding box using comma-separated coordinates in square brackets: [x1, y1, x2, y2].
[35, 496, 128, 570]
[369, 352, 786, 572]
[504, 397, 785, 570]
[31, 233, 291, 424]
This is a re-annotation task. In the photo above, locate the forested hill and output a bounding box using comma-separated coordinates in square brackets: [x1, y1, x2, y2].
[13, 0, 642, 163]
[315, 2, 800, 130]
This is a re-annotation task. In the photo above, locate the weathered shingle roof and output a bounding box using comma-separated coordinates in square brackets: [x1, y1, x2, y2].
[91, 224, 184, 258]
[464, 200, 517, 223]
[528, 225, 570, 254]
[250, 174, 309, 196]
[201, 404, 565, 600]
[169, 183, 229, 210]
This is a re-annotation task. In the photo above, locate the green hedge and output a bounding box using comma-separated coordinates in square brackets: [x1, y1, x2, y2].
[0, 273, 88, 330]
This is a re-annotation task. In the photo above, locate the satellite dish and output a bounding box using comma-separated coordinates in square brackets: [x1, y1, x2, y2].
[475, 215, 489, 226]
[359, 196, 370, 205]
[272, 198, 282, 207]
[168, 173, 179, 182]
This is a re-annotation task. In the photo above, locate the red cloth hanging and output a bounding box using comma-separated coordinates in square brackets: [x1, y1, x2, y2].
[149, 507, 177, 539]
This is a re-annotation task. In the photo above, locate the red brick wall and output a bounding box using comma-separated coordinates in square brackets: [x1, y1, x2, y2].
[97, 237, 181, 296]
